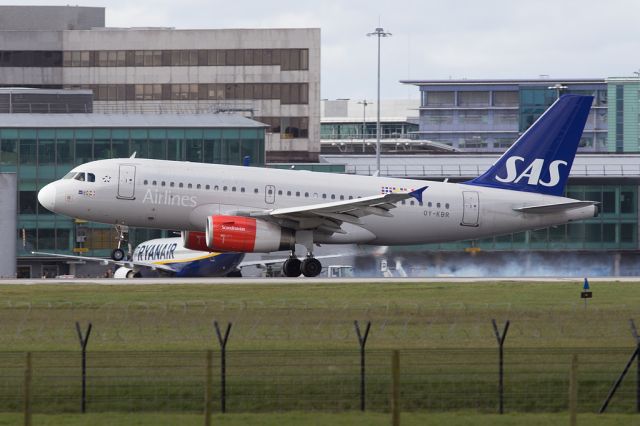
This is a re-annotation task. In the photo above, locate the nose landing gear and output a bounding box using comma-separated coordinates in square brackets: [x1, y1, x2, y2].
[111, 225, 131, 261]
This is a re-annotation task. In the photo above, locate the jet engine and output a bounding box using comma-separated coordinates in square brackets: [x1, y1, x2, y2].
[182, 231, 209, 252]
[205, 215, 295, 253]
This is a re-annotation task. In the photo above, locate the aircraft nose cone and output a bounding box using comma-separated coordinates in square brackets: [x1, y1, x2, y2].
[38, 184, 57, 212]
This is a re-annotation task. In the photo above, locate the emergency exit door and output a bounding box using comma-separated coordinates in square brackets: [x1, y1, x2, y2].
[117, 164, 136, 200]
[461, 191, 479, 227]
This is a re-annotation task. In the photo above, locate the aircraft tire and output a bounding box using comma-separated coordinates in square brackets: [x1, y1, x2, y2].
[301, 257, 322, 277]
[111, 248, 125, 261]
[282, 258, 301, 277]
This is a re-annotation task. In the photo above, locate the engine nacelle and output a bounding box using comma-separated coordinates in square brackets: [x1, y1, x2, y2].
[182, 231, 210, 252]
[205, 215, 295, 253]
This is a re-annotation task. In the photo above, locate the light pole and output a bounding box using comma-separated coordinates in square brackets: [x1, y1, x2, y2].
[548, 83, 568, 100]
[367, 27, 391, 174]
[357, 100, 371, 153]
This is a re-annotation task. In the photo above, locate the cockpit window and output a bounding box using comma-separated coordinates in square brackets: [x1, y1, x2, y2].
[62, 172, 76, 179]
[74, 172, 86, 181]
[87, 173, 95, 182]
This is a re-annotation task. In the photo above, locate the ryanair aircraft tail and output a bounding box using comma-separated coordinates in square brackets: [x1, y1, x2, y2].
[466, 95, 593, 196]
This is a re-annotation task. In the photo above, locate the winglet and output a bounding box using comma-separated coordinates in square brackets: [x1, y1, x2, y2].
[409, 186, 428, 204]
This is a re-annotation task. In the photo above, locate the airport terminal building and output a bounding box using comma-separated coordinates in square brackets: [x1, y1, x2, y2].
[0, 5, 320, 163]
[1, 110, 266, 278]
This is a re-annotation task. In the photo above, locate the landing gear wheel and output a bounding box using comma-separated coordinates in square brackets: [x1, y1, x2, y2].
[282, 257, 301, 277]
[301, 257, 322, 277]
[111, 248, 125, 261]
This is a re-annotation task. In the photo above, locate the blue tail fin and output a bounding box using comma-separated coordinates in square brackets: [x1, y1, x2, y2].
[465, 95, 593, 196]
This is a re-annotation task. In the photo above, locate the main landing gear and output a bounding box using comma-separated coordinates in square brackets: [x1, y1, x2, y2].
[282, 251, 322, 278]
[111, 225, 131, 261]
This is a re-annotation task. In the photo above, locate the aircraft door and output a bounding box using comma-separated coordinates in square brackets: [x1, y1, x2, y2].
[265, 185, 275, 204]
[461, 191, 479, 227]
[117, 164, 136, 200]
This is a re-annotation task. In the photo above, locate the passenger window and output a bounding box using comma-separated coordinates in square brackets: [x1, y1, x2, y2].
[437, 202, 441, 208]
[331, 194, 335, 200]
[304, 192, 309, 198]
[161, 181, 166, 187]
[340, 195, 344, 200]
[87, 173, 95, 182]
[410, 200, 415, 206]
[296, 191, 300, 197]
[445, 203, 450, 209]
[428, 202, 432, 207]
[287, 191, 292, 196]
[278, 190, 283, 195]
[197, 184, 201, 189]
[268, 189, 273, 195]
[179, 183, 184, 188]
[206, 184, 210, 190]
[241, 187, 245, 193]
[348, 196, 353, 200]
[223, 186, 228, 191]
[254, 188, 258, 193]
[144, 179, 149, 185]
[152, 180, 157, 186]
[322, 194, 326, 199]
[232, 187, 236, 192]
[401, 200, 406, 205]
[188, 183, 192, 189]
[170, 182, 175, 187]
[419, 202, 423, 206]
[215, 185, 219, 191]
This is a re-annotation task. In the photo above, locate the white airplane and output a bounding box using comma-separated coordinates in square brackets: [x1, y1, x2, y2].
[38, 95, 598, 277]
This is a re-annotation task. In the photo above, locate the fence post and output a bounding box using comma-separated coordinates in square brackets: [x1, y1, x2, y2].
[391, 350, 400, 426]
[491, 319, 510, 414]
[354, 320, 371, 412]
[600, 319, 640, 413]
[630, 319, 640, 413]
[204, 349, 213, 426]
[214, 321, 232, 414]
[75, 321, 92, 414]
[569, 354, 578, 426]
[23, 352, 31, 426]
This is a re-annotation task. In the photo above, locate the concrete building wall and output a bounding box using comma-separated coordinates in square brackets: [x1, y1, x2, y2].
[0, 173, 17, 278]
[0, 6, 104, 31]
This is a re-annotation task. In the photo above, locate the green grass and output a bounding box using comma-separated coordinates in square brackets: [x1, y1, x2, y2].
[0, 412, 637, 426]
[0, 281, 638, 415]
[0, 280, 638, 351]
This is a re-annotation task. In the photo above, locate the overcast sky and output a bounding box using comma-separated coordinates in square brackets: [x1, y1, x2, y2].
[7, 0, 640, 100]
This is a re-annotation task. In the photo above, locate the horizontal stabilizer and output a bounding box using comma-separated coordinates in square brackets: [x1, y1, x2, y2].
[513, 201, 597, 214]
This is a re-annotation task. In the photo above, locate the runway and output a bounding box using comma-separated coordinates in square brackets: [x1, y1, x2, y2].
[0, 276, 637, 285]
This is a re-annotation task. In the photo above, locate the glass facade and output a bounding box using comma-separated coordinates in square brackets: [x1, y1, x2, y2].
[320, 122, 418, 140]
[414, 184, 637, 251]
[2, 126, 264, 257]
[415, 81, 608, 152]
[0, 49, 309, 71]
[606, 78, 640, 153]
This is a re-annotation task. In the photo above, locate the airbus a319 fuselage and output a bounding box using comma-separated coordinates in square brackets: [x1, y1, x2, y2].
[38, 95, 598, 277]
[40, 160, 594, 245]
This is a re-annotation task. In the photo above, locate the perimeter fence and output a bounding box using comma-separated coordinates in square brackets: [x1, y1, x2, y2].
[1, 346, 638, 415]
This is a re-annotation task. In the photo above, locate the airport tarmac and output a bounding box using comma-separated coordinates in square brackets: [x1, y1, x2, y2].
[0, 276, 637, 285]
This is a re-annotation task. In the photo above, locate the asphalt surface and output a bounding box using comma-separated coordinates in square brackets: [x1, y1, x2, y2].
[0, 277, 637, 285]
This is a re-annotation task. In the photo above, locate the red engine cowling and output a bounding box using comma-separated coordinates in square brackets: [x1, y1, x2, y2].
[182, 231, 210, 252]
[205, 215, 295, 253]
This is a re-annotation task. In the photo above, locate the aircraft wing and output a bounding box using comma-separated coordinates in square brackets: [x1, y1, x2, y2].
[238, 254, 343, 269]
[250, 186, 428, 231]
[30, 251, 176, 273]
